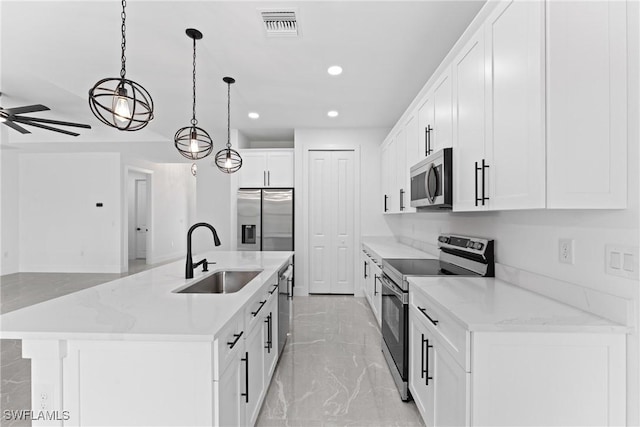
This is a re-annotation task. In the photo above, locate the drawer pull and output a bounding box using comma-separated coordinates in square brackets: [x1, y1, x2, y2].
[227, 331, 244, 349]
[268, 283, 279, 295]
[418, 306, 439, 325]
[252, 300, 267, 317]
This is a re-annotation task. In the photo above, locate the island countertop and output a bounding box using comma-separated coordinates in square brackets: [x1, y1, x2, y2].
[0, 251, 293, 342]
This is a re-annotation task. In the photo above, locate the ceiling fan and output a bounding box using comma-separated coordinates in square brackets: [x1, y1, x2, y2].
[0, 103, 91, 137]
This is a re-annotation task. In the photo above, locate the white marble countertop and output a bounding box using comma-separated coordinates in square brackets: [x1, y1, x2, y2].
[0, 251, 293, 342]
[409, 276, 628, 333]
[361, 236, 436, 260]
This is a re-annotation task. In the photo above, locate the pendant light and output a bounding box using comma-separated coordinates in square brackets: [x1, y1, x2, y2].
[88, 0, 154, 131]
[174, 29, 213, 160]
[214, 77, 242, 173]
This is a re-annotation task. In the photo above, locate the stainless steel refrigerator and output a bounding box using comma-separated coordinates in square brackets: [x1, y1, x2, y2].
[237, 189, 294, 251]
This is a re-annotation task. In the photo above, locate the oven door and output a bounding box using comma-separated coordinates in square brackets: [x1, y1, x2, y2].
[380, 273, 409, 382]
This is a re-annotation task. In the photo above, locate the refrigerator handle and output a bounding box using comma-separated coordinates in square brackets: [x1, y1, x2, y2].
[263, 171, 266, 186]
[268, 171, 271, 186]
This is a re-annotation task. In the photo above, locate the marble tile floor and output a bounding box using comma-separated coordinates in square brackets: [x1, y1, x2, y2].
[256, 296, 424, 427]
[0, 258, 177, 427]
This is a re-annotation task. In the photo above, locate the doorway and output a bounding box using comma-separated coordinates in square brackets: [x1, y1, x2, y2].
[127, 170, 151, 271]
[308, 150, 356, 294]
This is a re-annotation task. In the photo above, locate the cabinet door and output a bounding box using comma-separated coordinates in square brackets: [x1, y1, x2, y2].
[238, 151, 268, 188]
[403, 114, 418, 213]
[432, 68, 453, 152]
[371, 263, 382, 327]
[546, 1, 627, 208]
[432, 343, 469, 427]
[380, 140, 396, 213]
[245, 320, 265, 426]
[217, 349, 246, 427]
[409, 308, 434, 426]
[452, 27, 487, 212]
[486, 0, 545, 210]
[418, 97, 435, 159]
[266, 151, 294, 187]
[361, 252, 372, 304]
[395, 128, 408, 212]
[263, 297, 278, 382]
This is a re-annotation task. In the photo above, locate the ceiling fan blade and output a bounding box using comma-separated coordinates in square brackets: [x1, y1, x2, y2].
[2, 104, 50, 115]
[14, 116, 92, 129]
[2, 120, 31, 134]
[14, 120, 80, 137]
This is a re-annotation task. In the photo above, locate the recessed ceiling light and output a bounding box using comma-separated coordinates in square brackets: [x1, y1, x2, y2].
[327, 65, 343, 76]
[327, 110, 339, 118]
[248, 112, 260, 119]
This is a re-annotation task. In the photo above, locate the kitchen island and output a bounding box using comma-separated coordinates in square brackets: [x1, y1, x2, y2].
[0, 251, 293, 426]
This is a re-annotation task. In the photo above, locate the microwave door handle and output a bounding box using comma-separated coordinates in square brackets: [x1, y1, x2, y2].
[425, 163, 437, 204]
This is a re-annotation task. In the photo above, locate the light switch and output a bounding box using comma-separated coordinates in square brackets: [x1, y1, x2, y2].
[606, 245, 639, 279]
[610, 251, 621, 269]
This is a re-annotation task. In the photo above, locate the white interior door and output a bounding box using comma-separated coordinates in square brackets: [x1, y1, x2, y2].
[135, 179, 148, 259]
[309, 150, 355, 294]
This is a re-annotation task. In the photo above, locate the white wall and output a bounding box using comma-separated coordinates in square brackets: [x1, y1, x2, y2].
[18, 153, 122, 273]
[0, 146, 19, 276]
[122, 157, 196, 268]
[294, 128, 393, 296]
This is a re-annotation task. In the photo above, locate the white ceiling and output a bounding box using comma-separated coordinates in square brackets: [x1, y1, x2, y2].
[0, 0, 484, 161]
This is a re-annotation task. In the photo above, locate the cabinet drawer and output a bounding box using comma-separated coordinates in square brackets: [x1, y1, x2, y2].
[410, 290, 469, 371]
[245, 287, 270, 331]
[214, 315, 244, 380]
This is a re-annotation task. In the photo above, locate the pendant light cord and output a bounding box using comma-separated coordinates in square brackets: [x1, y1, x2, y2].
[191, 37, 197, 126]
[120, 0, 127, 79]
[226, 82, 231, 149]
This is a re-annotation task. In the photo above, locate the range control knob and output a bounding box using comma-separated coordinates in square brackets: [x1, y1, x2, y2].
[438, 236, 449, 244]
[473, 242, 484, 250]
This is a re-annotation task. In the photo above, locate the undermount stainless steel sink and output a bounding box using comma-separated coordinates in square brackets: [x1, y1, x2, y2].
[174, 270, 262, 294]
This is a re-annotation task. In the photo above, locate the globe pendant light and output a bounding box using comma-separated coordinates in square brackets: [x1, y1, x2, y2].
[215, 77, 242, 173]
[88, 0, 154, 131]
[174, 29, 213, 160]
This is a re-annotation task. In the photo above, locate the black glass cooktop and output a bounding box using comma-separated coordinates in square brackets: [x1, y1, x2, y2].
[384, 258, 478, 277]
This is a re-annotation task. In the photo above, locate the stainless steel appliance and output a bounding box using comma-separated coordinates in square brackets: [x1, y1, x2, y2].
[410, 147, 452, 210]
[278, 263, 294, 355]
[237, 189, 294, 251]
[381, 234, 494, 401]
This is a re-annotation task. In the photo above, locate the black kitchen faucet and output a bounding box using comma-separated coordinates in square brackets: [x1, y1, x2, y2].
[185, 222, 221, 279]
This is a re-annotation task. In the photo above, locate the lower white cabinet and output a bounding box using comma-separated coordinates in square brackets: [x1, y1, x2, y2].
[216, 271, 283, 426]
[361, 248, 382, 327]
[409, 289, 626, 426]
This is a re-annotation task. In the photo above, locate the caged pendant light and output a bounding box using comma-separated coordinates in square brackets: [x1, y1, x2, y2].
[214, 77, 242, 173]
[88, 0, 154, 131]
[174, 28, 213, 160]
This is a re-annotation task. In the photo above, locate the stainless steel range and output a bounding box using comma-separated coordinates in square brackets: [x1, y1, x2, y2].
[380, 234, 495, 401]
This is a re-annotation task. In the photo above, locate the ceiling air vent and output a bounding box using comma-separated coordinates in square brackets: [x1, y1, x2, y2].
[260, 9, 299, 37]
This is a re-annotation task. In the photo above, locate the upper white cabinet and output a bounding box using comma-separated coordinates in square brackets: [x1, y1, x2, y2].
[418, 69, 453, 159]
[546, 1, 627, 208]
[382, 0, 629, 213]
[238, 149, 294, 188]
[381, 138, 397, 213]
[453, 0, 545, 212]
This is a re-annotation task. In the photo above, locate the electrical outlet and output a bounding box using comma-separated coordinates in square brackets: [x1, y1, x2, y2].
[606, 245, 639, 279]
[559, 239, 574, 264]
[34, 384, 53, 411]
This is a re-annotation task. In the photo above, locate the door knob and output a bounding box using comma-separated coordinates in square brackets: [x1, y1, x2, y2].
[136, 227, 141, 231]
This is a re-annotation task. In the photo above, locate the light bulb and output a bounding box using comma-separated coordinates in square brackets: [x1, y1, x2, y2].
[113, 87, 131, 123]
[189, 129, 199, 153]
[224, 151, 232, 169]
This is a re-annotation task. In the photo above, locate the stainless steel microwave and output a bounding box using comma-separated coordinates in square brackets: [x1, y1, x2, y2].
[410, 147, 452, 210]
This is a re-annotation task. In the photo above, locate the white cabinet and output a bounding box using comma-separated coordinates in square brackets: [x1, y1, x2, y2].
[361, 248, 382, 327]
[217, 344, 246, 427]
[245, 311, 265, 425]
[409, 288, 626, 426]
[238, 149, 294, 188]
[546, 1, 627, 208]
[380, 139, 397, 213]
[418, 69, 453, 160]
[453, 0, 545, 212]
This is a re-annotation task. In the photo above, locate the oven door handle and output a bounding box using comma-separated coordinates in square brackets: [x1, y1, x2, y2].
[379, 274, 407, 304]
